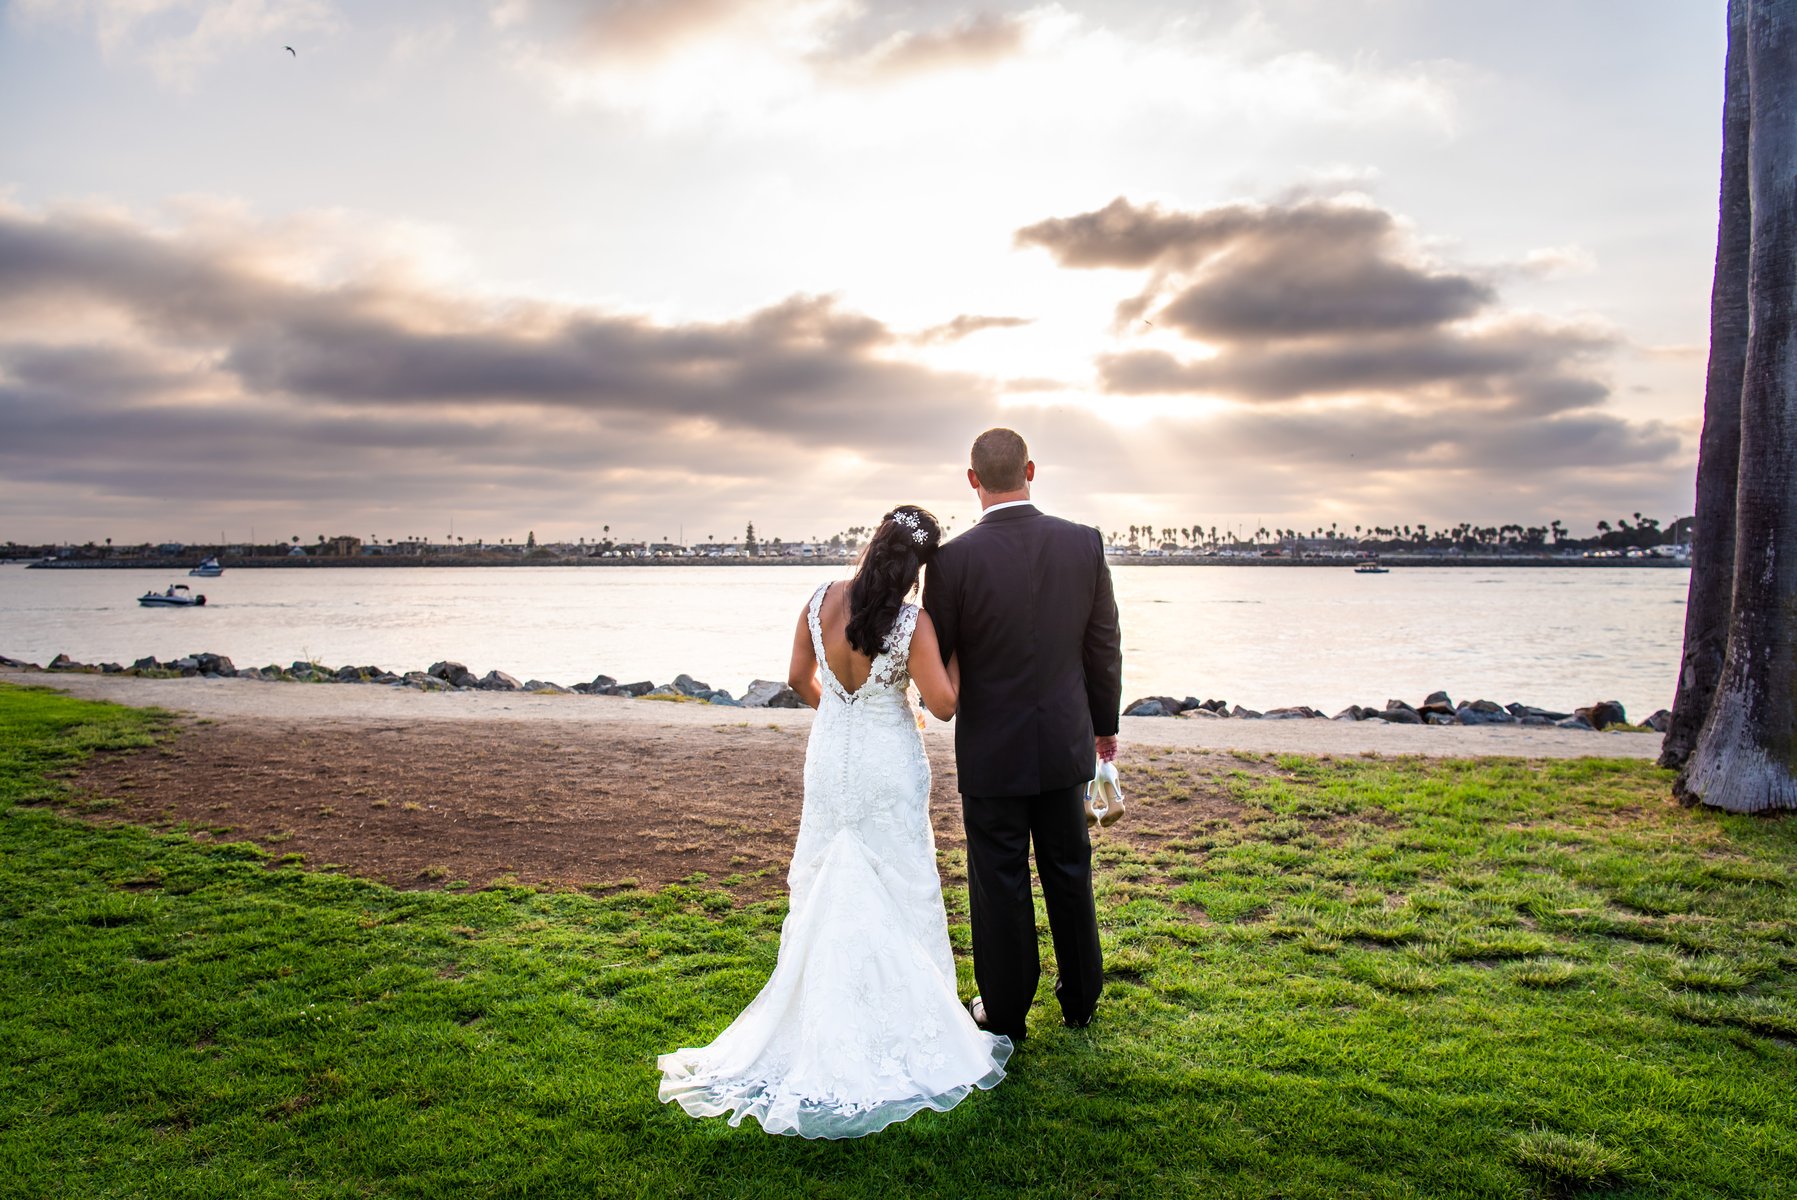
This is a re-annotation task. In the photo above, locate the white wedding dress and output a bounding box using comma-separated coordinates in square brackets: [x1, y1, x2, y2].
[657, 584, 1012, 1138]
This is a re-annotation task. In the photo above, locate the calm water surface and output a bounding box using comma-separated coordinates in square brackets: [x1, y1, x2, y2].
[0, 564, 1687, 717]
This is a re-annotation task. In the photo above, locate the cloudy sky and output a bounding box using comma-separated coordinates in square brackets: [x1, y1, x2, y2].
[1, 1, 1725, 546]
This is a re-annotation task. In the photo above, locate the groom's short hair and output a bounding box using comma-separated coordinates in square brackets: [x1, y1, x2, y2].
[971, 428, 1029, 491]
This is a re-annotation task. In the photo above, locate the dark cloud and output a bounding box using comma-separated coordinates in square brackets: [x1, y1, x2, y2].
[0, 207, 988, 445]
[0, 203, 1020, 539]
[1018, 196, 1492, 339]
[1017, 196, 1262, 270]
[1021, 194, 1636, 433]
[1098, 319, 1614, 410]
[911, 313, 1033, 345]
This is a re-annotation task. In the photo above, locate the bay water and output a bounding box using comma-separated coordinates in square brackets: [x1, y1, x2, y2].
[0, 564, 1687, 718]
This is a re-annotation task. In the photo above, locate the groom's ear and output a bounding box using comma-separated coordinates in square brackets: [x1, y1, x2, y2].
[966, 467, 981, 491]
[1024, 461, 1036, 482]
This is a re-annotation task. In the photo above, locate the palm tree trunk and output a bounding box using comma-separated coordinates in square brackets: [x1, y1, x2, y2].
[1662, 0, 1753, 769]
[1677, 0, 1797, 811]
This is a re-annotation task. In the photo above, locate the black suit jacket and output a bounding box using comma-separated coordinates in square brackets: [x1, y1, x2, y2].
[923, 504, 1122, 797]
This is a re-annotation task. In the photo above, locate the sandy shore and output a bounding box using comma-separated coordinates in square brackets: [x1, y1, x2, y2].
[7, 667, 1662, 760]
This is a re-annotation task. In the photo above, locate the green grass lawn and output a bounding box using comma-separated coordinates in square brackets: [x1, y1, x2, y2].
[1, 682, 1793, 1199]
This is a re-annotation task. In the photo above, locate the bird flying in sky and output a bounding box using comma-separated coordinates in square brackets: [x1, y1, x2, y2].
[284, 46, 296, 57]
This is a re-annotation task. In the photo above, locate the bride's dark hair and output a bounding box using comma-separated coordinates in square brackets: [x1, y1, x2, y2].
[845, 504, 943, 657]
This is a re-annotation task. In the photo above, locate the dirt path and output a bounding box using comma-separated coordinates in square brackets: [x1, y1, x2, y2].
[62, 715, 1261, 898]
[7, 668, 1663, 899]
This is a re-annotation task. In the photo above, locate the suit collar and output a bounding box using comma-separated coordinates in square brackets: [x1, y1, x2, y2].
[979, 501, 1039, 524]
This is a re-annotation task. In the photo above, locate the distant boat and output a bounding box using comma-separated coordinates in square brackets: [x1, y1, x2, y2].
[139, 584, 207, 607]
[189, 556, 224, 577]
[1354, 561, 1389, 575]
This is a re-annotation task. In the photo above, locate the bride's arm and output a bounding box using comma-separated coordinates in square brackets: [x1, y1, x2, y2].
[908, 610, 957, 720]
[787, 604, 822, 709]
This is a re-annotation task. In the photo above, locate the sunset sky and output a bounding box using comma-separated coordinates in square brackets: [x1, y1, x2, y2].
[1, 1, 1726, 546]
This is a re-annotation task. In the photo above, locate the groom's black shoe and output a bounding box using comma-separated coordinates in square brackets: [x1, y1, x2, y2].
[1055, 978, 1095, 1029]
[969, 996, 1026, 1043]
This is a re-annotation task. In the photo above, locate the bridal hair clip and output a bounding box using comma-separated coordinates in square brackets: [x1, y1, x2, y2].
[888, 509, 933, 545]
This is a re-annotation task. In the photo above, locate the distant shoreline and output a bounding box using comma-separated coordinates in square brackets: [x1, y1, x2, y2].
[15, 554, 1689, 570]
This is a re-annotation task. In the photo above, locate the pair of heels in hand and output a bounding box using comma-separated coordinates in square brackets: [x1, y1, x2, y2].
[1084, 759, 1123, 829]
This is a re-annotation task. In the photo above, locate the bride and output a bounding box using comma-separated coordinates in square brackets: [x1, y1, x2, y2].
[658, 505, 1013, 1138]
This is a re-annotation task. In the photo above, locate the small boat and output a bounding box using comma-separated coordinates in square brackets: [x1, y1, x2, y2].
[139, 584, 207, 607]
[1354, 561, 1389, 574]
[189, 556, 224, 577]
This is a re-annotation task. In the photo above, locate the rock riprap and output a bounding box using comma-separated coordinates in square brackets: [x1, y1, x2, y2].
[3, 652, 1667, 730]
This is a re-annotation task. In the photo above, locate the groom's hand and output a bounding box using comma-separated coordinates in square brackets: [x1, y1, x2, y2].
[1096, 735, 1118, 763]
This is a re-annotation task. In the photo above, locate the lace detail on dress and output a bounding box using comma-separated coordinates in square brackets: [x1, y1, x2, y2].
[658, 584, 1008, 1139]
[806, 585, 918, 705]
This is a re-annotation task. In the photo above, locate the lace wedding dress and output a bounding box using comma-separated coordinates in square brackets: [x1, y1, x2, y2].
[657, 584, 1012, 1138]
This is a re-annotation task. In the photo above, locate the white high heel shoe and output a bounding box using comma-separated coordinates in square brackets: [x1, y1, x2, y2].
[1084, 759, 1124, 828]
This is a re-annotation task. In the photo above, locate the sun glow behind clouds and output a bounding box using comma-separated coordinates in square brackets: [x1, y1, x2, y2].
[0, 1, 1718, 541]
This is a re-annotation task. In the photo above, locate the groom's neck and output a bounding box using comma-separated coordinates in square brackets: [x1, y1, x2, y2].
[977, 488, 1031, 510]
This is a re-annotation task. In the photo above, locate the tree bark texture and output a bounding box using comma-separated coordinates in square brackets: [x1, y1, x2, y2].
[1661, 0, 1752, 770]
[1678, 0, 1797, 812]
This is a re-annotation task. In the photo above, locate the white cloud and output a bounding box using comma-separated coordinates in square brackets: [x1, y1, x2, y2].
[13, 0, 339, 88]
[498, 2, 1457, 140]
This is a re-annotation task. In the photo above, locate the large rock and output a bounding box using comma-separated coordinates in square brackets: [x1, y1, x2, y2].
[1455, 699, 1517, 726]
[403, 671, 452, 691]
[172, 656, 200, 677]
[131, 656, 162, 672]
[1645, 708, 1672, 733]
[1229, 705, 1264, 720]
[48, 653, 80, 670]
[429, 661, 478, 687]
[1263, 705, 1321, 720]
[524, 680, 570, 693]
[1381, 701, 1422, 725]
[588, 673, 617, 692]
[1180, 706, 1221, 719]
[478, 670, 522, 691]
[740, 678, 804, 708]
[1125, 696, 1184, 716]
[742, 679, 792, 707]
[1419, 690, 1456, 717]
[193, 652, 235, 676]
[615, 680, 656, 697]
[1555, 714, 1596, 731]
[1576, 700, 1628, 730]
[673, 673, 712, 697]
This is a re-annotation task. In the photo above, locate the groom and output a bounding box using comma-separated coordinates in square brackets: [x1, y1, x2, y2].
[924, 427, 1122, 1040]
